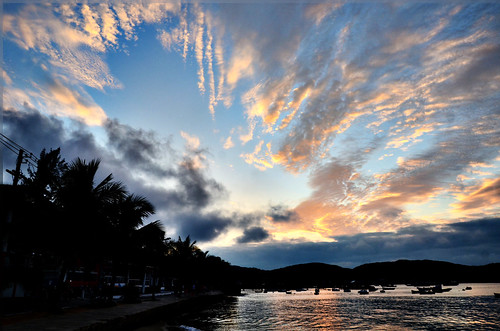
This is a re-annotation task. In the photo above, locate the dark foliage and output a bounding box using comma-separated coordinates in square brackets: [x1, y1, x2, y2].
[1, 147, 235, 314]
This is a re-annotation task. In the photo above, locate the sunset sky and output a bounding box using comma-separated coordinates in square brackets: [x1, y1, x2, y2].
[2, 1, 499, 269]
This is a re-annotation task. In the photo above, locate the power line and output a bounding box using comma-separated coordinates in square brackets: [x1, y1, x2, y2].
[0, 133, 38, 168]
[0, 134, 39, 185]
[0, 133, 39, 161]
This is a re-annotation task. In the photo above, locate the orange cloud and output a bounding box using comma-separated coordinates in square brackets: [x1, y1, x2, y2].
[227, 44, 255, 85]
[452, 177, 500, 212]
[240, 140, 274, 171]
[223, 136, 234, 150]
[46, 80, 107, 125]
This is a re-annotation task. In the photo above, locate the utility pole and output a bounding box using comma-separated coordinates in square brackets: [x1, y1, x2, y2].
[0, 135, 37, 299]
[1, 133, 38, 185]
[12, 150, 24, 186]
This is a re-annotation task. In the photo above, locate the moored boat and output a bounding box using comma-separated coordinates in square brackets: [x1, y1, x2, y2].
[432, 284, 452, 293]
[359, 289, 369, 295]
[417, 287, 435, 295]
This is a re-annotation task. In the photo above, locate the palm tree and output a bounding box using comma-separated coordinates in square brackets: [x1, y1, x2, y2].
[106, 194, 156, 300]
[56, 158, 127, 288]
[24, 148, 67, 202]
[16, 148, 67, 257]
[133, 221, 167, 300]
[6, 149, 68, 301]
[170, 235, 202, 259]
[168, 236, 209, 293]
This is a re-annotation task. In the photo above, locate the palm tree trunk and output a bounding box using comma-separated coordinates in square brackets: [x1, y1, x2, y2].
[151, 268, 156, 301]
[109, 259, 117, 302]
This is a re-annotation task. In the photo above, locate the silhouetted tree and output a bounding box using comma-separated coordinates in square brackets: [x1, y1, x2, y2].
[133, 220, 167, 300]
[56, 158, 127, 285]
[106, 194, 156, 300]
[9, 149, 68, 299]
[166, 236, 210, 292]
[4, 146, 236, 310]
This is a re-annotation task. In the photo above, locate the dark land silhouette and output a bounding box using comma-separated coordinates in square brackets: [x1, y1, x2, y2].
[231, 260, 500, 291]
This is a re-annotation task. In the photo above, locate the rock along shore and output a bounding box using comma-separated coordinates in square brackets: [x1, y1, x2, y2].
[2, 291, 225, 331]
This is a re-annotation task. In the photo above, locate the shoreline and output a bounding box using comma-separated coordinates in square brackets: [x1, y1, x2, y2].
[2, 291, 225, 331]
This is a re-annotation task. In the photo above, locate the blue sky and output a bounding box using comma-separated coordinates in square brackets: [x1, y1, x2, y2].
[2, 1, 500, 269]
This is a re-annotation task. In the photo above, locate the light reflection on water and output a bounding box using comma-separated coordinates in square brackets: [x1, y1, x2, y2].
[143, 284, 500, 330]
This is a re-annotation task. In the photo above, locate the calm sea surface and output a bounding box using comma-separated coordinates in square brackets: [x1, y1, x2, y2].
[138, 283, 500, 330]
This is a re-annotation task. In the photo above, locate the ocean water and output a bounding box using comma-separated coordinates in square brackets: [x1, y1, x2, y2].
[138, 284, 500, 330]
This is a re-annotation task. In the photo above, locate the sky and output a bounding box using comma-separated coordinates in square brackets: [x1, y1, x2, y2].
[1, 1, 500, 269]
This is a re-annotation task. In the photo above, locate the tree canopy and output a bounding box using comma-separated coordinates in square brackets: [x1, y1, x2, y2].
[2, 147, 233, 310]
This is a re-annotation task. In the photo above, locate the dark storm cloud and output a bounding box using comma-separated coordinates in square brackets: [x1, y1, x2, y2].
[2, 107, 104, 178]
[237, 226, 270, 244]
[211, 218, 500, 270]
[235, 212, 264, 228]
[174, 212, 233, 242]
[3, 108, 235, 242]
[2, 107, 65, 157]
[104, 119, 226, 212]
[170, 209, 270, 243]
[62, 125, 102, 162]
[267, 205, 300, 223]
[176, 158, 225, 210]
[104, 118, 176, 178]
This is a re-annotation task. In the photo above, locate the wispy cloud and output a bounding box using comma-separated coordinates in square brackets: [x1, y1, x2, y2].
[4, 77, 107, 126]
[46, 79, 107, 125]
[4, 5, 121, 90]
[452, 177, 500, 214]
[240, 140, 274, 171]
[3, 3, 182, 126]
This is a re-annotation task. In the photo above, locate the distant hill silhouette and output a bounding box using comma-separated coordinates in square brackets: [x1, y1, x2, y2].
[352, 260, 500, 285]
[233, 260, 500, 289]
